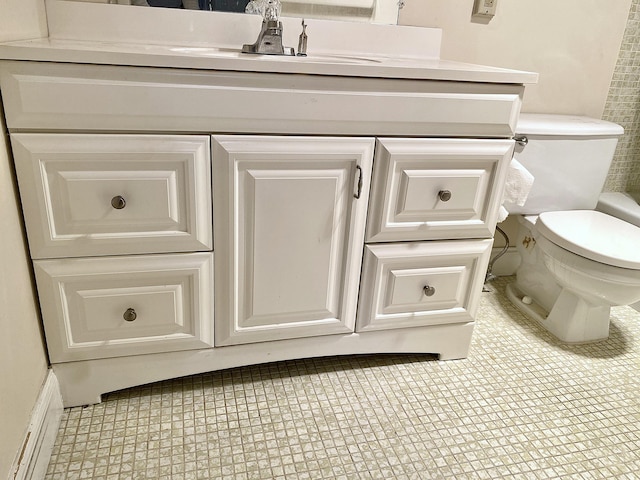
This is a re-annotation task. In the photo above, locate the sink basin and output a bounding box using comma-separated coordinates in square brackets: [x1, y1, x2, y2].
[169, 47, 381, 64]
[300, 54, 382, 64]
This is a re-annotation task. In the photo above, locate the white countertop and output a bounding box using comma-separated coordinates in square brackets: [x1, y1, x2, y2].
[0, 0, 538, 85]
[0, 37, 537, 84]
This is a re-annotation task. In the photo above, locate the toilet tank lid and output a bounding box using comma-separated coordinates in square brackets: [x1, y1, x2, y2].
[516, 113, 624, 136]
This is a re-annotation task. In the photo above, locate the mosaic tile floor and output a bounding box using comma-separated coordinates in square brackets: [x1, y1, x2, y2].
[46, 277, 640, 479]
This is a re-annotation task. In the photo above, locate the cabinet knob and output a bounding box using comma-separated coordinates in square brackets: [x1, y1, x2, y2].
[111, 195, 127, 210]
[423, 285, 436, 297]
[123, 308, 137, 322]
[438, 190, 452, 202]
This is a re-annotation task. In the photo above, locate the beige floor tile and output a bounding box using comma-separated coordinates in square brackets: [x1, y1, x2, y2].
[46, 277, 640, 479]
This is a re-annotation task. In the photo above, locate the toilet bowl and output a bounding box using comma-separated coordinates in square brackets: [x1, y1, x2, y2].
[507, 211, 640, 343]
[505, 114, 640, 343]
[597, 191, 640, 312]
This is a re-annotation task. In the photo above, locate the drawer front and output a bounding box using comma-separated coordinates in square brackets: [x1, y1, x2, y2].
[34, 252, 214, 362]
[356, 240, 492, 332]
[11, 134, 212, 259]
[366, 138, 514, 242]
[0, 61, 523, 137]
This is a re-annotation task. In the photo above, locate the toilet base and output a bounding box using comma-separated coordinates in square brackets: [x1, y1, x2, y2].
[506, 283, 610, 343]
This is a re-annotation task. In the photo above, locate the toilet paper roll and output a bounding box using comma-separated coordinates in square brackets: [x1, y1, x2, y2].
[497, 205, 509, 223]
[498, 157, 535, 222]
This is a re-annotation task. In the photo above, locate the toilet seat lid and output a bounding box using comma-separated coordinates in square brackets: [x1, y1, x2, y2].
[537, 210, 640, 270]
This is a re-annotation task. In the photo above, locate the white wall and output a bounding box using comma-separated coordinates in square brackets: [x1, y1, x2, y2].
[0, 0, 48, 42]
[399, 0, 632, 118]
[0, 1, 49, 477]
[0, 114, 49, 480]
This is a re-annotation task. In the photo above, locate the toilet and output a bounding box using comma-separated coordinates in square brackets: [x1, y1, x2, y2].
[505, 113, 640, 343]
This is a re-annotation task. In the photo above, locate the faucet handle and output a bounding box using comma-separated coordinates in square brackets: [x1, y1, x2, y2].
[264, 0, 281, 21]
[297, 19, 308, 57]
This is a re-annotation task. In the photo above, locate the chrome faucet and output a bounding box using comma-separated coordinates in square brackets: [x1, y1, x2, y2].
[242, 0, 295, 56]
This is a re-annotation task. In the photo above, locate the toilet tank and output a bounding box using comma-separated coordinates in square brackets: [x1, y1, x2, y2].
[506, 113, 624, 215]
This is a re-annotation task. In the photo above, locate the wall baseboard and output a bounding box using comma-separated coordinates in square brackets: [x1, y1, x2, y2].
[487, 246, 520, 277]
[10, 370, 63, 480]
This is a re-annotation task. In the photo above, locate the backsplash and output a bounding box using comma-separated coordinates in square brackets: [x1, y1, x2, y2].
[603, 0, 640, 192]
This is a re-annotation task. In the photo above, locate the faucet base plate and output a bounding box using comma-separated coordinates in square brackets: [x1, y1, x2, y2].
[241, 44, 295, 56]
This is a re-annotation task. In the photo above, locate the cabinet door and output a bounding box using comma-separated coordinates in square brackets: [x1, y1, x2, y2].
[213, 136, 374, 346]
[366, 138, 514, 242]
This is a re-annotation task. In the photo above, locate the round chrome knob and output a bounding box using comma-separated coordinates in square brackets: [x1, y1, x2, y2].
[438, 190, 452, 202]
[123, 308, 137, 322]
[111, 195, 126, 210]
[423, 285, 436, 297]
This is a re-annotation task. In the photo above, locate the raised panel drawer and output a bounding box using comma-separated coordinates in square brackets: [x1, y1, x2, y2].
[0, 61, 523, 137]
[356, 240, 492, 332]
[11, 134, 212, 258]
[34, 252, 214, 362]
[366, 138, 514, 242]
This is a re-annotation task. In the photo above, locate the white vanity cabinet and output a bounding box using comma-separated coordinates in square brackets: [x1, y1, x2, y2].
[0, 55, 527, 406]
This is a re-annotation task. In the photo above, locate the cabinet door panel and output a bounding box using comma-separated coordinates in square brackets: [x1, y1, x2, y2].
[366, 138, 514, 242]
[213, 136, 374, 346]
[249, 172, 342, 322]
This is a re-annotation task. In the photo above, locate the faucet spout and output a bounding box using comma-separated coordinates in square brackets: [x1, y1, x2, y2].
[242, 19, 295, 56]
[242, 0, 294, 56]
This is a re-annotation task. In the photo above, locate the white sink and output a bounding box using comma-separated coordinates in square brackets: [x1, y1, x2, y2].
[300, 53, 382, 64]
[169, 47, 381, 64]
